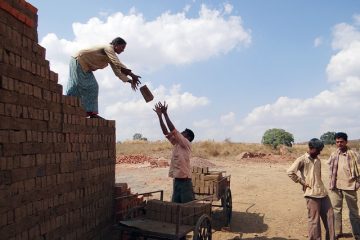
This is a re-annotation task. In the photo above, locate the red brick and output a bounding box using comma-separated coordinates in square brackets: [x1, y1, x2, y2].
[9, 130, 26, 143]
[0, 103, 4, 115]
[11, 168, 27, 182]
[0, 130, 9, 143]
[4, 103, 17, 117]
[0, 212, 6, 228]
[2, 143, 21, 156]
[20, 155, 35, 168]
[24, 178, 35, 192]
[7, 210, 14, 224]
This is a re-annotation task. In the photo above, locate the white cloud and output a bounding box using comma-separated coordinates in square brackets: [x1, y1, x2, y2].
[220, 112, 235, 125]
[40, 3, 251, 83]
[314, 36, 323, 47]
[193, 119, 215, 128]
[353, 14, 360, 26]
[223, 3, 233, 15]
[331, 23, 360, 50]
[37, 4, 249, 141]
[326, 41, 360, 82]
[230, 21, 360, 142]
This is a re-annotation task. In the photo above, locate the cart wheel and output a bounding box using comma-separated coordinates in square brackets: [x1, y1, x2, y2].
[221, 187, 232, 226]
[193, 214, 212, 240]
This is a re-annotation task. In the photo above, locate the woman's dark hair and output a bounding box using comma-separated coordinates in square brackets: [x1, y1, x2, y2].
[334, 132, 348, 141]
[308, 138, 324, 150]
[110, 37, 126, 46]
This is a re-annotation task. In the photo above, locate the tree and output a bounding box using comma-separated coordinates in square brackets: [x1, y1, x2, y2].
[262, 128, 294, 149]
[133, 133, 143, 140]
[133, 133, 148, 141]
[320, 131, 336, 145]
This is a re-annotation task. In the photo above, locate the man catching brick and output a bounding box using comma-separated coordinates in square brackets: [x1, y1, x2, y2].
[66, 37, 141, 119]
[153, 101, 195, 203]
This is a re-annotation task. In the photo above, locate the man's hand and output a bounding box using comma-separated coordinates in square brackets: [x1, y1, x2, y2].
[153, 102, 162, 117]
[300, 179, 311, 192]
[160, 101, 168, 114]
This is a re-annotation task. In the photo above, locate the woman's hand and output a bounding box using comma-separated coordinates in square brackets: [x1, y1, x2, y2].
[121, 67, 132, 76]
[130, 74, 141, 91]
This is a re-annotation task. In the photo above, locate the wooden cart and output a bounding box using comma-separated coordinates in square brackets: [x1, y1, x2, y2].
[191, 167, 232, 226]
[113, 190, 213, 240]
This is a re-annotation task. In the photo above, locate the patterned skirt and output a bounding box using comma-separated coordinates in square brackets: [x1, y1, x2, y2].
[66, 57, 99, 114]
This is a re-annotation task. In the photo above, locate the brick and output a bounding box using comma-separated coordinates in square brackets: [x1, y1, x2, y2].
[24, 178, 35, 191]
[4, 103, 17, 117]
[0, 102, 4, 115]
[11, 168, 27, 182]
[2, 143, 21, 156]
[20, 155, 35, 168]
[9, 130, 26, 143]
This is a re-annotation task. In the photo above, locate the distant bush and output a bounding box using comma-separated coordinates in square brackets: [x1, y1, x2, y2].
[133, 133, 148, 141]
[262, 128, 294, 149]
[320, 131, 336, 145]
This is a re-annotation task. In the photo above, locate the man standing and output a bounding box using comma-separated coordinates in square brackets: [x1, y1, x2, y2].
[153, 101, 195, 203]
[287, 138, 335, 240]
[328, 132, 360, 239]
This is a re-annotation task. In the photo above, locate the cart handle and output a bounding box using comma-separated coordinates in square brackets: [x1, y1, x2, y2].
[114, 190, 164, 201]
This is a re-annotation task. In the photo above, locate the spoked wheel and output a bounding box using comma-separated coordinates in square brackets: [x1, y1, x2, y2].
[221, 187, 232, 226]
[193, 214, 212, 240]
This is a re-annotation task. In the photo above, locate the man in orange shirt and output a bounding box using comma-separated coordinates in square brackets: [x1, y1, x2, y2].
[153, 101, 195, 203]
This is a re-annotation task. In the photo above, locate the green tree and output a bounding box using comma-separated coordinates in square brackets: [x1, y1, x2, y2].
[320, 131, 336, 145]
[133, 133, 148, 141]
[261, 128, 294, 149]
[133, 133, 143, 140]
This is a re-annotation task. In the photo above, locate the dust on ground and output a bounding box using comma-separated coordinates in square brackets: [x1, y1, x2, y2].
[115, 152, 355, 240]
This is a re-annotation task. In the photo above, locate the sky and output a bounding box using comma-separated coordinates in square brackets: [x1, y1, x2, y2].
[26, 0, 360, 143]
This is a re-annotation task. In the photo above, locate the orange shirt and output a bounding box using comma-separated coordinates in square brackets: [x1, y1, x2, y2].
[166, 129, 192, 179]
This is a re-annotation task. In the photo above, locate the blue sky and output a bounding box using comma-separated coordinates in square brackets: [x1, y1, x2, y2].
[27, 0, 360, 142]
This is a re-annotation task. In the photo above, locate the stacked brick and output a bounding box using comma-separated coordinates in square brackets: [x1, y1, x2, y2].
[145, 199, 211, 226]
[191, 167, 226, 199]
[114, 183, 144, 221]
[0, 1, 116, 239]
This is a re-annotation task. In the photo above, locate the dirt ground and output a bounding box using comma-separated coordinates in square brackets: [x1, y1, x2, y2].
[115, 157, 355, 240]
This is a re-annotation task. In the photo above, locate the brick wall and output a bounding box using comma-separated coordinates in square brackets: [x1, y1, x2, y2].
[0, 1, 116, 239]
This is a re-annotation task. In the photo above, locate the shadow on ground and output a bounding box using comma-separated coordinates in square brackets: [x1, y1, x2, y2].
[230, 237, 299, 240]
[212, 210, 268, 233]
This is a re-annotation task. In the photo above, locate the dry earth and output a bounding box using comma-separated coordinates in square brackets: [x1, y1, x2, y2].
[115, 156, 355, 240]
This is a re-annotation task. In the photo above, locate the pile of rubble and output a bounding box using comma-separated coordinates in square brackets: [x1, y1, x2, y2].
[235, 151, 293, 163]
[236, 152, 268, 159]
[116, 155, 217, 168]
[116, 154, 154, 164]
[191, 157, 216, 168]
[116, 154, 169, 168]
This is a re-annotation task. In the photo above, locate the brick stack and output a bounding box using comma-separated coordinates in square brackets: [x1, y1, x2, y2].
[191, 167, 225, 199]
[0, 1, 116, 239]
[114, 183, 145, 221]
[145, 199, 211, 226]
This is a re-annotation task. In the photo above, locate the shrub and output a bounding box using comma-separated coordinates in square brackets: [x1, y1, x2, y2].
[261, 128, 294, 149]
[320, 131, 336, 145]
